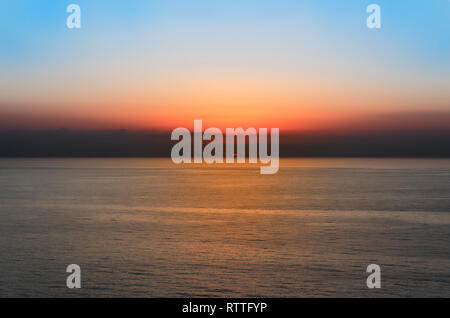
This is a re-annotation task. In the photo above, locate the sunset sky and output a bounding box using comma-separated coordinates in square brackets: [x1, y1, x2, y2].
[0, 0, 449, 132]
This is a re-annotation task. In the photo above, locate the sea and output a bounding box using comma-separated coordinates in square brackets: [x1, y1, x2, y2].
[0, 158, 449, 297]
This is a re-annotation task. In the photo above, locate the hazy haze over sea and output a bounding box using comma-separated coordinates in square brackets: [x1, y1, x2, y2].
[0, 158, 449, 297]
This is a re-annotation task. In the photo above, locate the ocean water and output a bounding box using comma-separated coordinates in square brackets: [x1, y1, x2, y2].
[0, 158, 449, 297]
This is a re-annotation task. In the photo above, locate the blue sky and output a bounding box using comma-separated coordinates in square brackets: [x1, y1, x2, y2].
[1, 0, 448, 66]
[0, 1, 449, 130]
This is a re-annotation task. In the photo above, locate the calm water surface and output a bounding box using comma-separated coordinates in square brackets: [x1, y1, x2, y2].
[0, 158, 449, 297]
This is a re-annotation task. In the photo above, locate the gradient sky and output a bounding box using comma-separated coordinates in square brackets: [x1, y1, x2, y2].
[0, 0, 449, 131]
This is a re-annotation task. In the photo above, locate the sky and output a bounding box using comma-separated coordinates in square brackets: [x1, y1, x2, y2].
[0, 0, 449, 132]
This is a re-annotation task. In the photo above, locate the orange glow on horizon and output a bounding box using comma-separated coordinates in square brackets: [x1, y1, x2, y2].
[1, 72, 449, 133]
